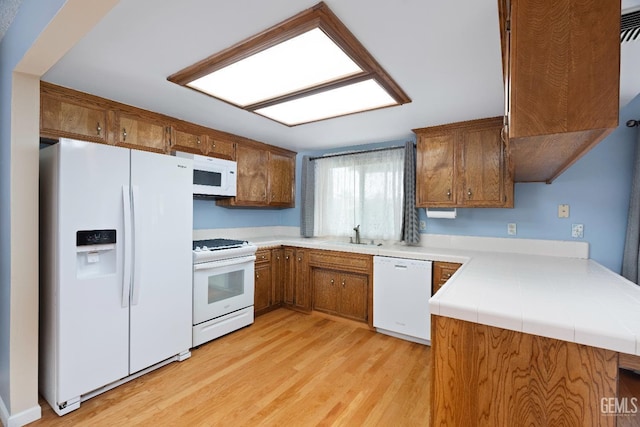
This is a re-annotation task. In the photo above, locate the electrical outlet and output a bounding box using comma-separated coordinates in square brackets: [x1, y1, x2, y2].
[571, 223, 584, 238]
[507, 223, 517, 235]
[419, 220, 426, 231]
[558, 204, 570, 218]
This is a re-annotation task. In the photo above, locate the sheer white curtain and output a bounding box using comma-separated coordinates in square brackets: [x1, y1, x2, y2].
[314, 148, 404, 240]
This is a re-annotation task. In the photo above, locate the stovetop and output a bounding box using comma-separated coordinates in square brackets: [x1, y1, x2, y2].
[193, 238, 248, 251]
[192, 238, 257, 264]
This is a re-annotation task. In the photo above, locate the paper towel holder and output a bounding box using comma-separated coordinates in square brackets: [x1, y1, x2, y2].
[425, 208, 457, 219]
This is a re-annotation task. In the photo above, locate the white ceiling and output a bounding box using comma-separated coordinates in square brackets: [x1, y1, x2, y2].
[42, 0, 640, 152]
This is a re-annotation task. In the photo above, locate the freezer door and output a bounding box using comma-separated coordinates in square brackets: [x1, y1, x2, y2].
[55, 139, 130, 402]
[129, 150, 193, 373]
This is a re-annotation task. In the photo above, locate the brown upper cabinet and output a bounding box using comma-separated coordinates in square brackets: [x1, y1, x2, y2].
[498, 0, 620, 183]
[40, 83, 114, 144]
[170, 121, 207, 155]
[268, 152, 296, 207]
[217, 141, 296, 208]
[207, 134, 236, 160]
[115, 109, 169, 154]
[39, 82, 296, 208]
[414, 117, 513, 208]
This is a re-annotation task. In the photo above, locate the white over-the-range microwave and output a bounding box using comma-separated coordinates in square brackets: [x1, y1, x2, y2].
[174, 151, 237, 197]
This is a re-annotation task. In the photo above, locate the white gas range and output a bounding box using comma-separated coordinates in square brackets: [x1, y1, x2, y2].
[192, 238, 257, 347]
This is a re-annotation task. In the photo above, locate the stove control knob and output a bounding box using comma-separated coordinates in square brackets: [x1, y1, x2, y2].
[195, 246, 201, 252]
[202, 246, 208, 250]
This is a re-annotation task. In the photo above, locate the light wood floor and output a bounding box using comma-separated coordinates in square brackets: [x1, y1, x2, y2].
[32, 309, 431, 426]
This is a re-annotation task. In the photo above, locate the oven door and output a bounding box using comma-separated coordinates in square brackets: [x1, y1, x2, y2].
[193, 254, 255, 324]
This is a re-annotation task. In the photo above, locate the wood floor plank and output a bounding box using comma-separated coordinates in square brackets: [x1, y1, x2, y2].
[32, 309, 431, 426]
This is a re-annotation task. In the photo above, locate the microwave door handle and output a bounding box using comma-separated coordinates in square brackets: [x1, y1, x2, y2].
[194, 254, 256, 271]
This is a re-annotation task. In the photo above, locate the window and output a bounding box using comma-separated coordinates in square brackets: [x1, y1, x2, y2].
[167, 2, 410, 126]
[314, 148, 404, 240]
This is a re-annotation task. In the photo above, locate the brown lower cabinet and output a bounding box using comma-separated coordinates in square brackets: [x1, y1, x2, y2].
[256, 246, 372, 326]
[283, 247, 310, 312]
[254, 248, 284, 317]
[431, 315, 620, 426]
[312, 268, 368, 323]
[432, 261, 462, 295]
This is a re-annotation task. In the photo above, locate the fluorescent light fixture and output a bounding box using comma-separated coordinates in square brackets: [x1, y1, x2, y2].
[256, 79, 396, 125]
[168, 2, 410, 126]
[187, 28, 363, 107]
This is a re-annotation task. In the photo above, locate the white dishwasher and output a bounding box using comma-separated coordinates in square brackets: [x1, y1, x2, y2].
[373, 256, 433, 345]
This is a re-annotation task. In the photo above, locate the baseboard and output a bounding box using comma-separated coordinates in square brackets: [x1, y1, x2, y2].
[0, 397, 41, 427]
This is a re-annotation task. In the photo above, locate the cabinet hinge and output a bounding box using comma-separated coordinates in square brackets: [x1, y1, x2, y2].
[506, 18, 511, 32]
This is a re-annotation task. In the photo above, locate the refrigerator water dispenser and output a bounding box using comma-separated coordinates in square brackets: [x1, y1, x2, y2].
[76, 229, 117, 279]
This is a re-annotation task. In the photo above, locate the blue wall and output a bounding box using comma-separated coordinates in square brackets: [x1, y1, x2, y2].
[194, 96, 640, 273]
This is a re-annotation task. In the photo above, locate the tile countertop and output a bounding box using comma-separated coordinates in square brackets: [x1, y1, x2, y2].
[246, 234, 640, 357]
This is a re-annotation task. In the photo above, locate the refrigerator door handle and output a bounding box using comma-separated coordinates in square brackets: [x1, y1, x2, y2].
[131, 185, 142, 306]
[122, 185, 132, 308]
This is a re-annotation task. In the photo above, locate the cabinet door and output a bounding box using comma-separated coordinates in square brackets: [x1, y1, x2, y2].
[293, 250, 310, 312]
[432, 262, 462, 295]
[235, 144, 268, 205]
[268, 152, 295, 207]
[208, 137, 236, 160]
[254, 262, 273, 316]
[508, 0, 619, 138]
[416, 133, 456, 206]
[272, 248, 284, 306]
[312, 269, 339, 314]
[338, 272, 368, 322]
[459, 125, 504, 207]
[117, 112, 168, 154]
[283, 248, 295, 306]
[171, 126, 206, 154]
[41, 92, 110, 144]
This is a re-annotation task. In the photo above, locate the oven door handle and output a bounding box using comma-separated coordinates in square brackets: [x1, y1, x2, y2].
[194, 254, 256, 271]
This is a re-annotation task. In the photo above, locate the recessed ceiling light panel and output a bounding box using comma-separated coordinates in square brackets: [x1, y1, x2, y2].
[187, 28, 363, 107]
[168, 2, 410, 126]
[255, 79, 397, 126]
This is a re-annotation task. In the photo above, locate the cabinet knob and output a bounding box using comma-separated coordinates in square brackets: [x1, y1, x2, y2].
[212, 142, 216, 148]
[342, 280, 346, 288]
[285, 256, 290, 260]
[467, 188, 472, 199]
[96, 122, 102, 136]
[330, 279, 334, 285]
[447, 189, 451, 200]
[122, 128, 127, 141]
[445, 273, 452, 279]
[197, 137, 201, 145]
[261, 255, 266, 259]
[256, 273, 259, 278]
[297, 257, 302, 262]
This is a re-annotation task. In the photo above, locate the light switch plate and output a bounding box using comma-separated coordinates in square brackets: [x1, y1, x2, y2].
[419, 220, 426, 231]
[558, 204, 570, 218]
[508, 223, 517, 235]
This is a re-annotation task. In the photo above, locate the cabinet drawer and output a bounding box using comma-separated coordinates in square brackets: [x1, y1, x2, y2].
[255, 249, 272, 264]
[309, 250, 372, 273]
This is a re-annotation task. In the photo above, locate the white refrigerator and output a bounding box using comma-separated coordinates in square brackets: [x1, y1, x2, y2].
[39, 139, 193, 415]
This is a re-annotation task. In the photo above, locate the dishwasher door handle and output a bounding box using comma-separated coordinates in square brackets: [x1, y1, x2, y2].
[394, 264, 408, 269]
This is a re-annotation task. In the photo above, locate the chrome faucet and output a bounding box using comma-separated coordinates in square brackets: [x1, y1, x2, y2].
[353, 224, 361, 244]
